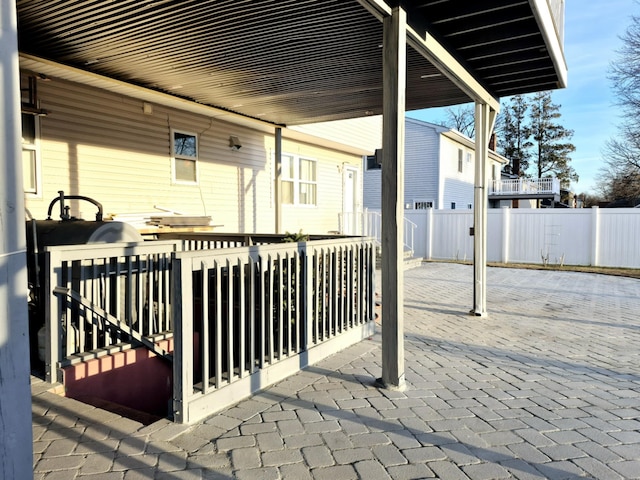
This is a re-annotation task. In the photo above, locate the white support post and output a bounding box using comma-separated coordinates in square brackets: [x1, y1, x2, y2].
[426, 207, 434, 261]
[0, 0, 35, 476]
[379, 6, 406, 390]
[591, 206, 600, 267]
[472, 102, 496, 317]
[501, 207, 510, 264]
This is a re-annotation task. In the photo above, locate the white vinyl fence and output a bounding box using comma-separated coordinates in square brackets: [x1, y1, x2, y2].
[400, 207, 640, 268]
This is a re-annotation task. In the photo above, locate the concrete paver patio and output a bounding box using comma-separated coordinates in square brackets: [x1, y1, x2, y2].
[32, 263, 640, 479]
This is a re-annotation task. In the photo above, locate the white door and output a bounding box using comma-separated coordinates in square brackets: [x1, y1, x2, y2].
[343, 167, 359, 234]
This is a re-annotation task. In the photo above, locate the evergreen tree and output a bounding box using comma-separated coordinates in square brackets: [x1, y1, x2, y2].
[529, 91, 577, 187]
[497, 94, 532, 177]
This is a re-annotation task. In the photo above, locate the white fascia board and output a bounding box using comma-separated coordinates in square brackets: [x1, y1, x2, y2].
[529, 0, 568, 88]
[441, 130, 509, 165]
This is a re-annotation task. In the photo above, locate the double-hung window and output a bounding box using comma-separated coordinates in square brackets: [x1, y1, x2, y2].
[22, 113, 40, 195]
[282, 154, 317, 206]
[414, 200, 434, 210]
[172, 130, 198, 184]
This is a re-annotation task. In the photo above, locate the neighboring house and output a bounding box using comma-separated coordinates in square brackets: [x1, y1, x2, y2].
[296, 117, 508, 211]
[20, 65, 366, 236]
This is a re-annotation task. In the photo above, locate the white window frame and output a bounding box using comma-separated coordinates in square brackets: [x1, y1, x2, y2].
[21, 113, 42, 197]
[413, 199, 434, 210]
[171, 129, 199, 184]
[365, 153, 381, 170]
[281, 153, 317, 207]
[457, 149, 463, 173]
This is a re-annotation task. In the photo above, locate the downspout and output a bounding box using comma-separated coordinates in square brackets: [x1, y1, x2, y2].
[274, 127, 282, 234]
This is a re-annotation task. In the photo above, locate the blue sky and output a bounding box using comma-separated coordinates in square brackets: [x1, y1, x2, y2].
[408, 1, 638, 195]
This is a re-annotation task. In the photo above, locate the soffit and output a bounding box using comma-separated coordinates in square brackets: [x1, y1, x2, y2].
[17, 0, 566, 126]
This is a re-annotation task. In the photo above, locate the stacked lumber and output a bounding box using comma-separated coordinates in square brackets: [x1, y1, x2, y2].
[147, 215, 212, 227]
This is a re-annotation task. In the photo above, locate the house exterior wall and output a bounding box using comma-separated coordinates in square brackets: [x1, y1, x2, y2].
[279, 138, 362, 234]
[363, 162, 382, 210]
[22, 73, 361, 235]
[361, 118, 441, 210]
[439, 135, 476, 210]
[297, 116, 507, 213]
[404, 119, 440, 209]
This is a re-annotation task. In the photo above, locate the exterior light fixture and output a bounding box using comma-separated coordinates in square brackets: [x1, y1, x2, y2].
[229, 136, 242, 151]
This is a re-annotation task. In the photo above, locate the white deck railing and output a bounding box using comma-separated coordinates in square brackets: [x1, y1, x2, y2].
[489, 178, 560, 196]
[41, 235, 375, 423]
[359, 210, 416, 256]
[172, 237, 376, 423]
[44, 241, 179, 382]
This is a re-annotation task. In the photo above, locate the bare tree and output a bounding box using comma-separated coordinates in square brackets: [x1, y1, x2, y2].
[598, 139, 640, 202]
[601, 9, 640, 202]
[438, 104, 475, 138]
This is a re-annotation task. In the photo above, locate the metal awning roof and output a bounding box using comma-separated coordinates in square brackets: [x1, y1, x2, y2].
[16, 0, 566, 126]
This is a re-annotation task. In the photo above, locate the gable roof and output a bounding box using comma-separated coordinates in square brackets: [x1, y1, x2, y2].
[17, 0, 566, 126]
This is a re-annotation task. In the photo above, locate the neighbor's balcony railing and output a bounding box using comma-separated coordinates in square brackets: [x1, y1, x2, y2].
[489, 178, 561, 197]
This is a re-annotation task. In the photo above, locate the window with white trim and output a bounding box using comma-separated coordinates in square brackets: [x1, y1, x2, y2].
[172, 130, 198, 183]
[22, 113, 41, 195]
[365, 154, 381, 170]
[457, 149, 463, 173]
[414, 200, 434, 210]
[282, 154, 317, 206]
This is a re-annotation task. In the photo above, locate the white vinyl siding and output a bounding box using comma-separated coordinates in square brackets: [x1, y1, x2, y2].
[22, 74, 360, 234]
[280, 140, 359, 233]
[362, 118, 440, 210]
[441, 136, 475, 210]
[404, 119, 440, 209]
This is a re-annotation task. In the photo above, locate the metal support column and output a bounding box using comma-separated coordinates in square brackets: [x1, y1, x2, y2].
[379, 6, 406, 390]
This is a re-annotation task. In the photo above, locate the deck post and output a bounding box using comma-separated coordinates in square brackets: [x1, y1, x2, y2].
[379, 6, 406, 390]
[0, 0, 35, 476]
[275, 127, 283, 234]
[472, 102, 496, 317]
